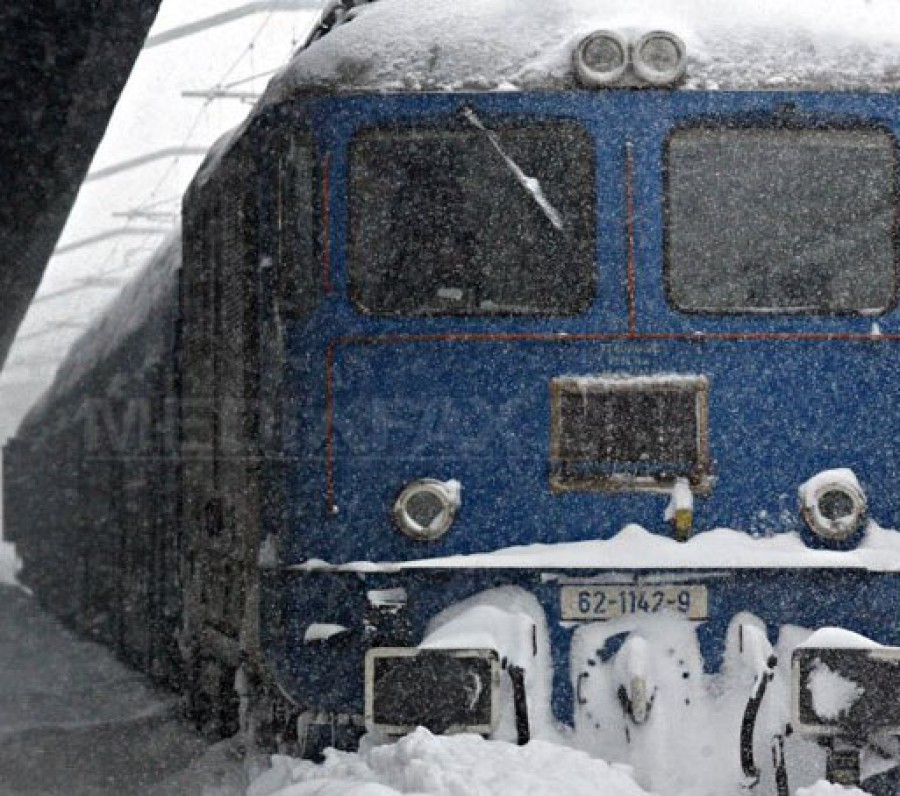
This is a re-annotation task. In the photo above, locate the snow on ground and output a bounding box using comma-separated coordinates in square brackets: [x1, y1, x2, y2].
[0, 584, 237, 795]
[248, 728, 650, 796]
[0, 585, 174, 740]
[245, 730, 867, 796]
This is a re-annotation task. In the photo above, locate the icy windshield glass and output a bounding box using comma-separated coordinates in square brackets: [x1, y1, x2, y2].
[348, 121, 595, 316]
[666, 127, 898, 314]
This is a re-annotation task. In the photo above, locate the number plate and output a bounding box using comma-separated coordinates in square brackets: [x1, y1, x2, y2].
[561, 584, 708, 621]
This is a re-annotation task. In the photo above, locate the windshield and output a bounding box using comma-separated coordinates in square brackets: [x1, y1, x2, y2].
[348, 120, 596, 316]
[666, 126, 898, 314]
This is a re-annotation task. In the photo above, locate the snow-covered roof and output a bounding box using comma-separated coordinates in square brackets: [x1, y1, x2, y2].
[19, 233, 181, 432]
[264, 0, 900, 96]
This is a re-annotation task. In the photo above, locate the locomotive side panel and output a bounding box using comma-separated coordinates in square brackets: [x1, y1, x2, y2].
[180, 135, 262, 736]
[4, 240, 183, 687]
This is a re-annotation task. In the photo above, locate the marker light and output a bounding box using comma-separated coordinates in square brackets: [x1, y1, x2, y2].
[632, 31, 687, 86]
[800, 469, 867, 544]
[574, 30, 629, 88]
[393, 479, 460, 541]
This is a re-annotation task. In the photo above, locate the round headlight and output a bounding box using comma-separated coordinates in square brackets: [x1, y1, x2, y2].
[574, 30, 629, 88]
[800, 470, 867, 544]
[632, 31, 687, 86]
[393, 479, 460, 541]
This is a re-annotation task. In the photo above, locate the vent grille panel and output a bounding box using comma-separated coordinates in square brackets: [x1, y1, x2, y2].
[551, 376, 710, 492]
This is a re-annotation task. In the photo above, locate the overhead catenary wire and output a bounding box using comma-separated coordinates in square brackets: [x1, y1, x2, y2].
[112, 210, 178, 221]
[50, 9, 280, 282]
[16, 322, 89, 343]
[84, 148, 210, 182]
[221, 67, 280, 88]
[182, 90, 261, 102]
[144, 1, 324, 48]
[3, 357, 72, 373]
[111, 4, 312, 264]
[140, 5, 285, 211]
[31, 276, 133, 305]
[132, 194, 182, 212]
[53, 229, 169, 257]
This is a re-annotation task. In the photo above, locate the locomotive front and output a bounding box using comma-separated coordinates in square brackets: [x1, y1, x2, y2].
[250, 5, 900, 792]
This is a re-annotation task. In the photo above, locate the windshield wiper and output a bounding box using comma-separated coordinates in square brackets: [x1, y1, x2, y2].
[461, 107, 565, 231]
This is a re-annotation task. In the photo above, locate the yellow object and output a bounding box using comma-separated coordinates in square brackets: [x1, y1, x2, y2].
[673, 508, 693, 542]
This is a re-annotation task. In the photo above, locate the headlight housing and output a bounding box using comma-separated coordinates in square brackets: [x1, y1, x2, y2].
[393, 479, 460, 541]
[574, 29, 687, 88]
[632, 31, 688, 86]
[799, 469, 867, 544]
[574, 30, 629, 88]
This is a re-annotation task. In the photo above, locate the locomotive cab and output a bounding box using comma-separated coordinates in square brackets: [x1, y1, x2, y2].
[244, 13, 900, 791]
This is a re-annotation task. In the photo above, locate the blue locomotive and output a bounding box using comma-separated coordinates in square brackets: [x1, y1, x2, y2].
[7, 1, 900, 791]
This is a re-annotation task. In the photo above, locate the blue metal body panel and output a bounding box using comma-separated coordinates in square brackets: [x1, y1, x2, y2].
[253, 90, 900, 723]
[266, 567, 900, 723]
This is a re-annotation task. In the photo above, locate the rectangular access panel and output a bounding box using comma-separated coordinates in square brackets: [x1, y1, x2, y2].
[365, 647, 499, 736]
[550, 375, 711, 493]
[793, 646, 900, 736]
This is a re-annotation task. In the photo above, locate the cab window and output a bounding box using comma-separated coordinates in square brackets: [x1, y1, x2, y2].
[349, 120, 596, 316]
[666, 127, 897, 314]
